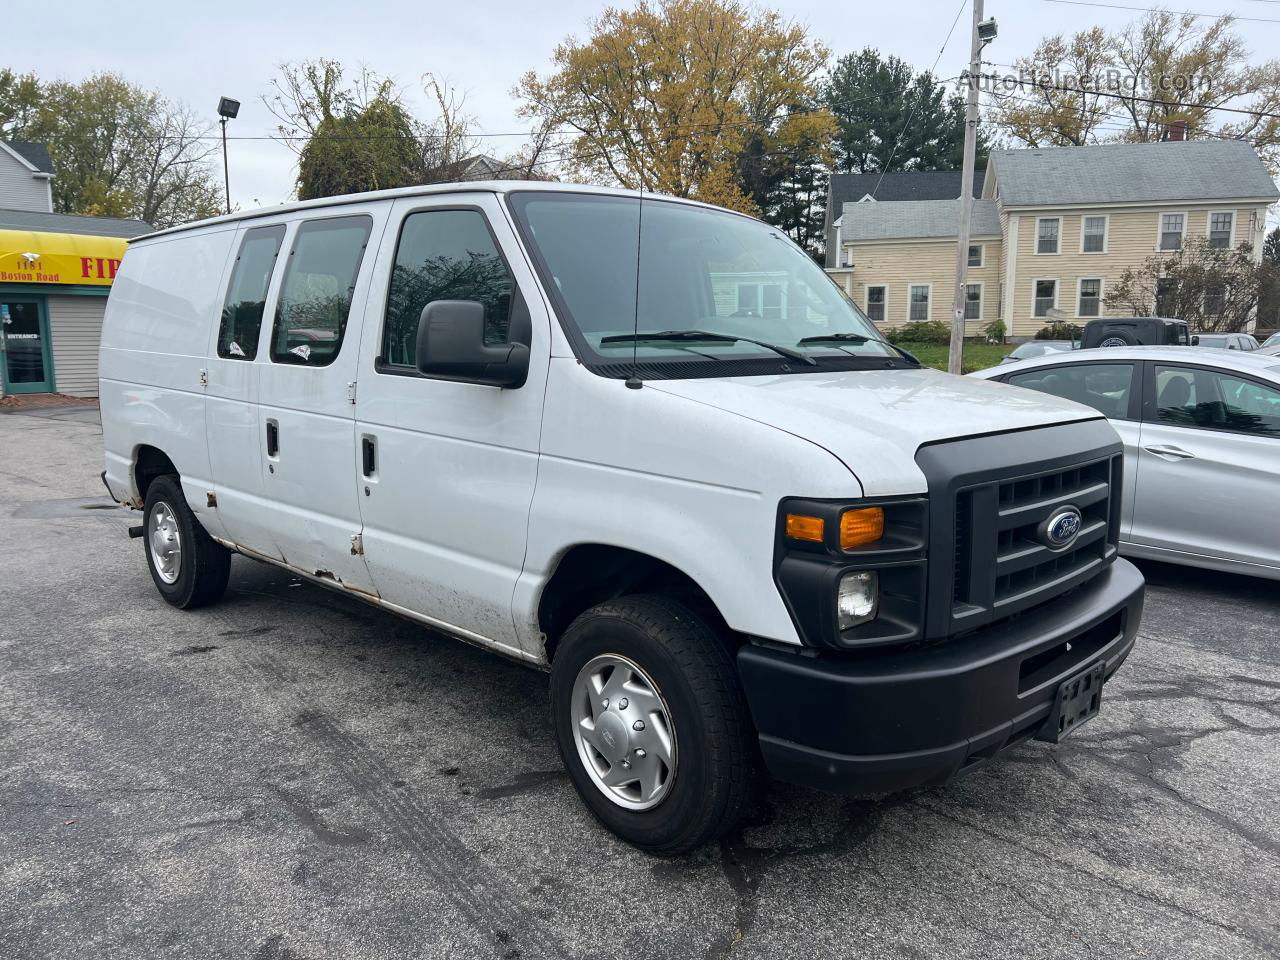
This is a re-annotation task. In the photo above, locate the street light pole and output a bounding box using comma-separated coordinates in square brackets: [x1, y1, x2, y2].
[948, 2, 994, 375]
[216, 97, 240, 217]
[220, 117, 230, 216]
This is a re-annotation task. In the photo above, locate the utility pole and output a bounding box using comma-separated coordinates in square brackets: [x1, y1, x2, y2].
[948, 3, 996, 375]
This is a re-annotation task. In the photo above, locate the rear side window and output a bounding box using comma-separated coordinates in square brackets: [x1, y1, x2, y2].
[270, 216, 373, 366]
[217, 225, 285, 360]
[1154, 365, 1280, 436]
[382, 209, 514, 368]
[1007, 363, 1135, 420]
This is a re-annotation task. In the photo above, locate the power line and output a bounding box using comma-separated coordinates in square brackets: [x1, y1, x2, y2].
[14, 82, 956, 147]
[871, 0, 969, 198]
[1041, 0, 1280, 23]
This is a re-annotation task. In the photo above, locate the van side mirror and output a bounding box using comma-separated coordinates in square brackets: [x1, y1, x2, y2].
[1191, 335, 1200, 346]
[415, 300, 529, 388]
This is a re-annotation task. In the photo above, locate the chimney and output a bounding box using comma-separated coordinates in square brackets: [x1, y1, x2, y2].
[1167, 120, 1187, 142]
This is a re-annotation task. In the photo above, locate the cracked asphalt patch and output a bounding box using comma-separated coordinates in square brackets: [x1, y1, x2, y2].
[1, 411, 1277, 960]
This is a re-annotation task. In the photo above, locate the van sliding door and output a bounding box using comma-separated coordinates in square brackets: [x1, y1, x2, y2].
[254, 205, 389, 592]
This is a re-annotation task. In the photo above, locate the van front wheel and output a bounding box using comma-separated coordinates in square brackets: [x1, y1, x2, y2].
[549, 595, 757, 854]
[142, 475, 230, 609]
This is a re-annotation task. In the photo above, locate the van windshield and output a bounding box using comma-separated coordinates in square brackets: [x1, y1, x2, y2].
[507, 192, 904, 376]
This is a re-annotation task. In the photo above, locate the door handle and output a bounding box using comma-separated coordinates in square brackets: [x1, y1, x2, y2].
[361, 436, 376, 477]
[266, 420, 279, 458]
[1143, 444, 1195, 461]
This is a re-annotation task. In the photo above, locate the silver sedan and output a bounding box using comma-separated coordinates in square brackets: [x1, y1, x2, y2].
[971, 346, 1280, 580]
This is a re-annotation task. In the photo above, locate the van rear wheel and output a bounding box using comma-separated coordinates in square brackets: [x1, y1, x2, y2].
[142, 475, 230, 609]
[549, 595, 757, 854]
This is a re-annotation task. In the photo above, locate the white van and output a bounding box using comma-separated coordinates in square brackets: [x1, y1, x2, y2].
[100, 183, 1144, 853]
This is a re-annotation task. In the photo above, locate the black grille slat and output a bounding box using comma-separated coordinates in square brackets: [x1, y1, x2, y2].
[996, 480, 1110, 530]
[995, 519, 1108, 575]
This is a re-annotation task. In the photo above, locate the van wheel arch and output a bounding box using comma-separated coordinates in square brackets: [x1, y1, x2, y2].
[538, 544, 735, 662]
[133, 445, 179, 502]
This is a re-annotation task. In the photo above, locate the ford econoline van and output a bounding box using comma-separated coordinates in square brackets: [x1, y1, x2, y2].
[100, 183, 1144, 853]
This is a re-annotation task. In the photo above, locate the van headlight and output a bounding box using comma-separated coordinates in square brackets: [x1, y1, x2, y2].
[837, 571, 878, 629]
[775, 496, 928, 649]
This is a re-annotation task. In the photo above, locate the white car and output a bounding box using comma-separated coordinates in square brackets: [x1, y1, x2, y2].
[100, 182, 1143, 852]
[972, 347, 1280, 580]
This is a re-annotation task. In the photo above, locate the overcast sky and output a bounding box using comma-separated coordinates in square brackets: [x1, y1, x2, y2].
[9, 0, 1277, 210]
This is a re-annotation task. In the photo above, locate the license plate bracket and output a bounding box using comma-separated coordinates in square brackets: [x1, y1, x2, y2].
[1036, 661, 1105, 743]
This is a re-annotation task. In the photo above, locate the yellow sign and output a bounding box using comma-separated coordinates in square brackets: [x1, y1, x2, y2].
[0, 228, 132, 286]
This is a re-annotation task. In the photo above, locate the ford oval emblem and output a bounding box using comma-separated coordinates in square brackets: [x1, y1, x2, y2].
[1040, 506, 1083, 550]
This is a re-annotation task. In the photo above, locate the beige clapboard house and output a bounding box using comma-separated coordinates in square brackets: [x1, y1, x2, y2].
[824, 141, 1279, 338]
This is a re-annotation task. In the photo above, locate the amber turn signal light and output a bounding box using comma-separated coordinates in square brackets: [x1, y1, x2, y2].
[785, 513, 825, 543]
[840, 507, 885, 550]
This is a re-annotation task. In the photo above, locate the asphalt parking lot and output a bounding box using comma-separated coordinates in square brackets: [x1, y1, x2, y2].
[1, 406, 1278, 960]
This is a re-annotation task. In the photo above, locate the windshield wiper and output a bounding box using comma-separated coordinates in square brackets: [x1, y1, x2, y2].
[599, 329, 816, 366]
[798, 332, 921, 366]
[797, 333, 871, 345]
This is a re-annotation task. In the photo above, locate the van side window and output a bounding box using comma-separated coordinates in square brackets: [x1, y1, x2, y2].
[270, 215, 373, 366]
[217, 225, 285, 360]
[382, 209, 514, 368]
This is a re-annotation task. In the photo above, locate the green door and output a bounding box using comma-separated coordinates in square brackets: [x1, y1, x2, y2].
[0, 297, 53, 394]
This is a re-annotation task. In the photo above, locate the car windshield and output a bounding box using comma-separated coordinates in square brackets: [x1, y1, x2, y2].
[508, 192, 902, 374]
[1198, 335, 1229, 347]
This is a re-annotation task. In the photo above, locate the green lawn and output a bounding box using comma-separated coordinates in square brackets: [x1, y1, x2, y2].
[895, 340, 1011, 374]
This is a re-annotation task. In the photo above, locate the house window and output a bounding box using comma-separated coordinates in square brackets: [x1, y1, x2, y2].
[1034, 279, 1057, 317]
[1156, 277, 1177, 316]
[1209, 212, 1233, 249]
[964, 284, 982, 321]
[909, 285, 930, 322]
[968, 244, 983, 267]
[866, 286, 886, 324]
[1204, 284, 1226, 316]
[1037, 218, 1060, 254]
[1078, 278, 1102, 318]
[1082, 216, 1107, 253]
[1160, 213, 1185, 251]
[737, 283, 784, 319]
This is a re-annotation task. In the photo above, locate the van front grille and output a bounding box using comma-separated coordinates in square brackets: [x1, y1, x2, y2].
[950, 454, 1121, 632]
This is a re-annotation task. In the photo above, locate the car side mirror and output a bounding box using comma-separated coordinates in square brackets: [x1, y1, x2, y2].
[415, 300, 529, 388]
[1191, 335, 1200, 346]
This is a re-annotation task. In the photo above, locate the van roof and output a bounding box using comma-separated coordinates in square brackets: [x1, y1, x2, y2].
[132, 181, 733, 244]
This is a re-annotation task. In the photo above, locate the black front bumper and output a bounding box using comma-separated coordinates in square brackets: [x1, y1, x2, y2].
[737, 558, 1144, 795]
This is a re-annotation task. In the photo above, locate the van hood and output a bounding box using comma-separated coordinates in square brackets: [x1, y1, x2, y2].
[648, 367, 1104, 496]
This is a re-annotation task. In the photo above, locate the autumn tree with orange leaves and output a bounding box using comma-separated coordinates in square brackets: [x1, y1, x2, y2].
[515, 0, 835, 215]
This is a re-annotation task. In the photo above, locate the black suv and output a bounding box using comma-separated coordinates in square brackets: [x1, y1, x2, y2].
[1081, 317, 1192, 348]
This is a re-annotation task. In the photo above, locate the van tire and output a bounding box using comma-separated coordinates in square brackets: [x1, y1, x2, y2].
[549, 595, 757, 854]
[142, 474, 231, 609]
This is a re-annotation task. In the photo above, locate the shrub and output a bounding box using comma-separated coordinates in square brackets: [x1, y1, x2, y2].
[889, 320, 951, 344]
[1035, 322, 1081, 341]
[983, 318, 1007, 343]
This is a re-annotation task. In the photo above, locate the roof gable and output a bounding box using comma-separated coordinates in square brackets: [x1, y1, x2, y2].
[0, 141, 53, 175]
[826, 168, 984, 229]
[991, 140, 1279, 207]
